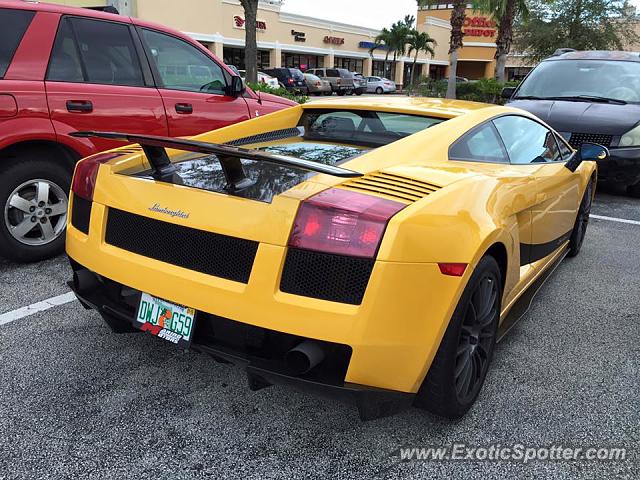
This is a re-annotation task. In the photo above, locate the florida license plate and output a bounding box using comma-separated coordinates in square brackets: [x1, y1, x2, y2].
[135, 293, 196, 347]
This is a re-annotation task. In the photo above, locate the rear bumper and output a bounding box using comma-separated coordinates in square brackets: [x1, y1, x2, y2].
[68, 258, 415, 420]
[597, 147, 640, 187]
[65, 199, 466, 395]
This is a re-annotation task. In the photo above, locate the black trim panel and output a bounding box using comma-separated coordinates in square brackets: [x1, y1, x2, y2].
[520, 230, 572, 266]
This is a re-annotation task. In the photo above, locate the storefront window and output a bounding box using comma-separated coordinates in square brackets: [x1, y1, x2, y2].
[223, 47, 270, 70]
[281, 53, 324, 71]
[505, 67, 532, 81]
[372, 60, 395, 80]
[334, 57, 363, 73]
[429, 64, 446, 80]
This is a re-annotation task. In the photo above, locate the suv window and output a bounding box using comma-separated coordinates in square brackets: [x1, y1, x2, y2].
[142, 29, 227, 94]
[48, 17, 144, 86]
[449, 122, 508, 163]
[493, 116, 562, 164]
[326, 69, 340, 77]
[0, 8, 35, 78]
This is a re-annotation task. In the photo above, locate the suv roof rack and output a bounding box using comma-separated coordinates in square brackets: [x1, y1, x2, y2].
[83, 6, 120, 14]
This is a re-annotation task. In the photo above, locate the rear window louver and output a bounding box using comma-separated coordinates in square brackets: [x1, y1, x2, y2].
[341, 172, 441, 202]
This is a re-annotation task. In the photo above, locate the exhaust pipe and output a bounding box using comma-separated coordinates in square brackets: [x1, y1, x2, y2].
[285, 341, 325, 375]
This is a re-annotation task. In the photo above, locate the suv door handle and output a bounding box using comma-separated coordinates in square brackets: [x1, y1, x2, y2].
[66, 100, 93, 113]
[175, 103, 193, 114]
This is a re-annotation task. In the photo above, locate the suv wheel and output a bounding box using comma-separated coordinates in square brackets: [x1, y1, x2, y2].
[0, 158, 70, 262]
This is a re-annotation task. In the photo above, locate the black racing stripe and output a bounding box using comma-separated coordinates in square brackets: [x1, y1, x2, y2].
[520, 230, 572, 266]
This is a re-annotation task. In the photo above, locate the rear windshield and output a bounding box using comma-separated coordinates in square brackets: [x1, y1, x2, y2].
[0, 8, 35, 78]
[289, 68, 304, 80]
[300, 109, 445, 147]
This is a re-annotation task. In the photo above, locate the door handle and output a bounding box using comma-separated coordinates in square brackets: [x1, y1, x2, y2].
[175, 103, 193, 114]
[66, 100, 93, 113]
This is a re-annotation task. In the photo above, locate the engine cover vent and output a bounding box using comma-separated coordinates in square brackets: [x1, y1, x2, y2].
[341, 172, 441, 202]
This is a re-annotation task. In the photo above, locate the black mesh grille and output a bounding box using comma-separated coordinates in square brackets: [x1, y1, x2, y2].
[280, 248, 374, 305]
[71, 195, 92, 234]
[105, 208, 258, 283]
[225, 128, 302, 146]
[568, 133, 613, 148]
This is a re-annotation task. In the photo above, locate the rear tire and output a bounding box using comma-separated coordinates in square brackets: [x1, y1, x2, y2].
[375, 87, 383, 94]
[337, 90, 347, 96]
[0, 157, 71, 263]
[568, 180, 593, 257]
[414, 256, 501, 418]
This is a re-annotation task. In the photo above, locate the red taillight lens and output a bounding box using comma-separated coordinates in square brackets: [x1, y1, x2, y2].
[289, 188, 406, 258]
[315, 81, 321, 87]
[287, 77, 294, 84]
[71, 152, 122, 201]
[336, 78, 341, 85]
[438, 263, 467, 276]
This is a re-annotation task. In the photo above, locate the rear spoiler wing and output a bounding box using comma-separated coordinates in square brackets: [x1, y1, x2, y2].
[70, 131, 362, 192]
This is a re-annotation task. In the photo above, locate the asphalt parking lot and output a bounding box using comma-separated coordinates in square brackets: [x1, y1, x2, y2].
[0, 190, 638, 480]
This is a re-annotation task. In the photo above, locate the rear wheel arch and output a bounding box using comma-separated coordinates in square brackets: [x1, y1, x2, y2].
[0, 140, 80, 173]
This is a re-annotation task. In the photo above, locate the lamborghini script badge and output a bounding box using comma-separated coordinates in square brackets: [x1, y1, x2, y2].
[148, 203, 190, 219]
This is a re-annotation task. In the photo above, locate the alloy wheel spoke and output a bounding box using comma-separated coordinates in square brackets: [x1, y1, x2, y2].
[9, 194, 34, 214]
[39, 219, 55, 240]
[36, 181, 50, 204]
[48, 201, 67, 217]
[455, 351, 470, 377]
[12, 218, 37, 238]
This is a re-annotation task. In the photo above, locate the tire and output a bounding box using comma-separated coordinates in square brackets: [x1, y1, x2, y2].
[375, 87, 383, 94]
[323, 91, 332, 96]
[627, 181, 640, 198]
[313, 92, 322, 96]
[568, 180, 593, 257]
[355, 90, 363, 96]
[337, 90, 347, 96]
[414, 255, 501, 418]
[0, 157, 71, 263]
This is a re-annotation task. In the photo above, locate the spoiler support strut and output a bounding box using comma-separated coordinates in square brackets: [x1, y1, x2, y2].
[71, 131, 362, 192]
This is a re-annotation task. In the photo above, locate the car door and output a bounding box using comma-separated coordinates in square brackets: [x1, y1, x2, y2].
[46, 16, 167, 154]
[137, 28, 251, 137]
[493, 115, 581, 265]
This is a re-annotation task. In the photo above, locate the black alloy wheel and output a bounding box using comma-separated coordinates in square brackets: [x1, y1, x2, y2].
[568, 180, 593, 257]
[454, 273, 499, 404]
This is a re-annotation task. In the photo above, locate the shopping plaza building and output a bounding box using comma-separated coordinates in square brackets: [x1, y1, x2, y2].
[55, 0, 535, 84]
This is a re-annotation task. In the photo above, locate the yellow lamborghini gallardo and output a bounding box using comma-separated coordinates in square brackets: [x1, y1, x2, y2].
[66, 97, 605, 420]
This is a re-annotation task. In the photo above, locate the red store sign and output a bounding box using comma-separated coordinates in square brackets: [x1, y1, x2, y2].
[463, 16, 496, 38]
[323, 36, 345, 45]
[233, 15, 267, 31]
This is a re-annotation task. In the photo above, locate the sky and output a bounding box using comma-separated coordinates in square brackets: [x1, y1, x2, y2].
[279, 0, 640, 31]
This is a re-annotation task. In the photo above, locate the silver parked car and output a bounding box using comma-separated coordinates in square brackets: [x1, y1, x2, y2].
[365, 76, 396, 94]
[303, 73, 332, 95]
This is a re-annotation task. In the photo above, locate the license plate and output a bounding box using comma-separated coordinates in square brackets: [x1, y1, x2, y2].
[135, 293, 196, 346]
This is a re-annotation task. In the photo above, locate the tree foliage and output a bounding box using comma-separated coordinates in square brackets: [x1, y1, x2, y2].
[516, 0, 639, 62]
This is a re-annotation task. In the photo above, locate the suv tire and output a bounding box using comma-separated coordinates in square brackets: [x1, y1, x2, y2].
[0, 157, 71, 263]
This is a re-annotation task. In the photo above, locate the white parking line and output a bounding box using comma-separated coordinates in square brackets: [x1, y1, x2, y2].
[591, 214, 640, 226]
[0, 292, 77, 326]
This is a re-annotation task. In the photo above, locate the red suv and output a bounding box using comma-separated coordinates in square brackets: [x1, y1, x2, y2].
[0, 1, 295, 262]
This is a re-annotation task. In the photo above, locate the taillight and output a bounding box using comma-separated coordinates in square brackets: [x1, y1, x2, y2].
[315, 81, 321, 87]
[289, 188, 405, 258]
[71, 152, 122, 201]
[287, 78, 294, 84]
[336, 78, 341, 85]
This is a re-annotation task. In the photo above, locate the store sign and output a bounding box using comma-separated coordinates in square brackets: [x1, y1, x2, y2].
[463, 16, 496, 38]
[233, 15, 267, 31]
[324, 36, 345, 45]
[291, 29, 306, 42]
[358, 41, 389, 50]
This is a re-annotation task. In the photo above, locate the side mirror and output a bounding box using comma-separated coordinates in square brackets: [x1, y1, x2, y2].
[501, 87, 515, 99]
[565, 142, 608, 172]
[227, 75, 245, 97]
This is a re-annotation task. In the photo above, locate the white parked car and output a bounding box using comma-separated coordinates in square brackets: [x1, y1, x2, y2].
[239, 70, 280, 89]
[365, 76, 396, 94]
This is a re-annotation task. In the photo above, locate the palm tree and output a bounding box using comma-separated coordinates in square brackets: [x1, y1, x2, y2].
[407, 31, 437, 85]
[370, 16, 415, 81]
[239, 0, 259, 83]
[474, 0, 529, 82]
[417, 0, 466, 98]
